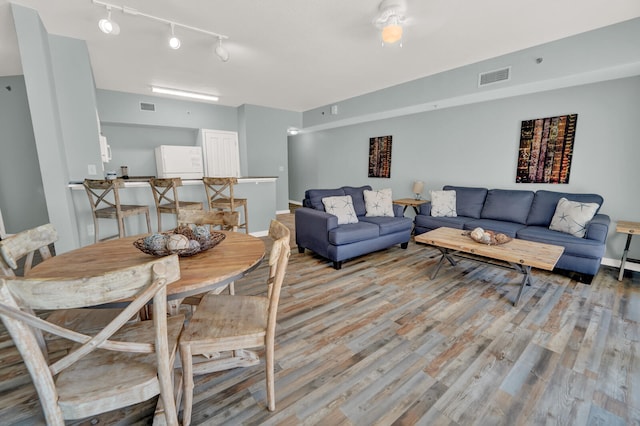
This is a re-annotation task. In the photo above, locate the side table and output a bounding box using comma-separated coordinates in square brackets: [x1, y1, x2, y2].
[393, 198, 428, 215]
[616, 220, 640, 281]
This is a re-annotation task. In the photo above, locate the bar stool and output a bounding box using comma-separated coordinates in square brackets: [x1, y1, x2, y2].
[203, 177, 249, 233]
[149, 178, 204, 232]
[83, 179, 152, 242]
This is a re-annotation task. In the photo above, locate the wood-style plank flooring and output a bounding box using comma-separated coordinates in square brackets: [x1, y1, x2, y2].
[1, 213, 639, 425]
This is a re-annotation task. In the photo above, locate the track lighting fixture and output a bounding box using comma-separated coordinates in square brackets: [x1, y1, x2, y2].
[214, 37, 229, 62]
[168, 23, 181, 50]
[92, 0, 230, 61]
[98, 6, 120, 35]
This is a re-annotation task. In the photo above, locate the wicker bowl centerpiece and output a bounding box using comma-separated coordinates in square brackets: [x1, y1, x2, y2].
[134, 225, 225, 257]
[464, 227, 512, 245]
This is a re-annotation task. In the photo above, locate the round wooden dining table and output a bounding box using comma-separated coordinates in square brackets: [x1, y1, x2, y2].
[28, 231, 266, 302]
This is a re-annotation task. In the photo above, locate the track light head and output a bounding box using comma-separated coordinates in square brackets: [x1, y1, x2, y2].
[98, 7, 120, 35]
[214, 37, 229, 62]
[168, 23, 181, 49]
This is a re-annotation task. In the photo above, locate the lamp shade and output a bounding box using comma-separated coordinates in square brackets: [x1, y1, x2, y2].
[412, 180, 424, 196]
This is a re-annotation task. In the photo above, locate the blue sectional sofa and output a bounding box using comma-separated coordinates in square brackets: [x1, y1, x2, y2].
[414, 186, 610, 283]
[295, 185, 413, 269]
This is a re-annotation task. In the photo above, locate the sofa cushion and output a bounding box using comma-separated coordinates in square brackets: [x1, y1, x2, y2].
[305, 188, 345, 211]
[443, 186, 488, 218]
[527, 190, 604, 226]
[517, 226, 605, 259]
[360, 216, 413, 236]
[463, 219, 526, 238]
[322, 195, 359, 225]
[480, 189, 534, 224]
[342, 185, 372, 217]
[549, 197, 600, 238]
[430, 190, 457, 217]
[414, 214, 471, 231]
[364, 188, 394, 217]
[328, 222, 380, 245]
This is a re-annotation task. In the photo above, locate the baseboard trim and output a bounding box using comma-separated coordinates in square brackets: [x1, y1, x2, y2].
[601, 256, 640, 272]
[250, 230, 269, 237]
[276, 209, 291, 215]
[289, 200, 303, 206]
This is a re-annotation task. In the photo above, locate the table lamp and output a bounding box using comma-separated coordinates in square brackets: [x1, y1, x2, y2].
[412, 180, 424, 200]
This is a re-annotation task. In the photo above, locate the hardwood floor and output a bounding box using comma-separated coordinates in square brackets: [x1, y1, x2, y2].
[1, 214, 639, 425]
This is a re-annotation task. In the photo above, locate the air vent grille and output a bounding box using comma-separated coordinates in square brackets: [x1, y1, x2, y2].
[140, 102, 155, 111]
[478, 67, 511, 87]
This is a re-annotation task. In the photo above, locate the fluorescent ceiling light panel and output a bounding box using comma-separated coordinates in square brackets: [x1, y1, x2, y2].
[151, 87, 219, 102]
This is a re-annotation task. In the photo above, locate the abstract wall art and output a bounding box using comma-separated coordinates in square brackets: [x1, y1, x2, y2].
[516, 114, 577, 184]
[368, 135, 392, 178]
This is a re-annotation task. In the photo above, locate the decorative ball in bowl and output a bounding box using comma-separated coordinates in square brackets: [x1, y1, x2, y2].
[134, 225, 225, 257]
[465, 227, 512, 245]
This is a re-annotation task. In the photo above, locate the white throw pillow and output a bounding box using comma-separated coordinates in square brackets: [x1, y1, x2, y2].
[549, 197, 599, 238]
[430, 190, 457, 217]
[364, 188, 394, 217]
[322, 195, 359, 224]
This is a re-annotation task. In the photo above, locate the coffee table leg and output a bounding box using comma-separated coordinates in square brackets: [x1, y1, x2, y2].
[431, 248, 457, 279]
[512, 264, 533, 307]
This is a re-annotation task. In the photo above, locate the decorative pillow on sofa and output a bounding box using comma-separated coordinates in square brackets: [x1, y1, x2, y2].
[363, 188, 394, 217]
[549, 197, 599, 238]
[429, 190, 457, 217]
[322, 195, 359, 224]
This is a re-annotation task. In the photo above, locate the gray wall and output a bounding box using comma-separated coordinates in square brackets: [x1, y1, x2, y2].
[239, 104, 301, 212]
[289, 76, 640, 264]
[0, 75, 49, 233]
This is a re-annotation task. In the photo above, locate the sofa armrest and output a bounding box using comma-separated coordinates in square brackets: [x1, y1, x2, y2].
[295, 207, 338, 248]
[393, 204, 404, 217]
[417, 201, 432, 216]
[585, 213, 610, 243]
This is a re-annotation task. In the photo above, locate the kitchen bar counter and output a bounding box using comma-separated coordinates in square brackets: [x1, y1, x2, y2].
[68, 177, 277, 248]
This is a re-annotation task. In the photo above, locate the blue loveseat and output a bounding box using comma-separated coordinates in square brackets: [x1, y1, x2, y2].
[414, 186, 610, 283]
[295, 185, 413, 269]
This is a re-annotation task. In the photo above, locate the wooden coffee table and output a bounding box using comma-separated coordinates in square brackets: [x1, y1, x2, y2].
[415, 227, 564, 306]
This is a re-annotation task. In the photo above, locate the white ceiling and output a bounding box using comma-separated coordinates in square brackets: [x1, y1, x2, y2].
[1, 0, 640, 112]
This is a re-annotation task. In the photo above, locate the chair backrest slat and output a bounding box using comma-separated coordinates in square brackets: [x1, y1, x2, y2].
[266, 220, 290, 329]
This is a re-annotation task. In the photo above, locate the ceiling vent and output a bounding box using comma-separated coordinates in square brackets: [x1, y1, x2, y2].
[140, 102, 155, 111]
[478, 66, 511, 87]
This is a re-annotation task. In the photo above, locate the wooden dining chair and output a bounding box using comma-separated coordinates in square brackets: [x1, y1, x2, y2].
[0, 223, 132, 340]
[0, 223, 56, 276]
[179, 220, 290, 423]
[84, 179, 152, 242]
[149, 178, 204, 232]
[177, 210, 239, 298]
[203, 177, 249, 233]
[0, 255, 184, 426]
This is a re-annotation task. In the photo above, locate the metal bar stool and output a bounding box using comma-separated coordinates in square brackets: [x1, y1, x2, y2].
[83, 179, 151, 242]
[149, 178, 203, 232]
[203, 177, 249, 233]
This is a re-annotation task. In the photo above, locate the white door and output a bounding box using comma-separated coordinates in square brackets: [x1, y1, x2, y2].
[199, 129, 240, 177]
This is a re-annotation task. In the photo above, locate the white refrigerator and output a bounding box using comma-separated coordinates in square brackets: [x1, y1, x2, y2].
[155, 145, 204, 179]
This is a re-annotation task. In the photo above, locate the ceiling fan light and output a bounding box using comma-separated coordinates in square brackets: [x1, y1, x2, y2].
[382, 23, 403, 44]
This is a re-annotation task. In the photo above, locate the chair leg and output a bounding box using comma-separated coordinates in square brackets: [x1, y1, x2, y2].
[118, 216, 126, 238]
[180, 344, 194, 426]
[242, 204, 249, 234]
[145, 211, 152, 234]
[266, 340, 275, 411]
[93, 217, 100, 243]
[228, 281, 235, 295]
